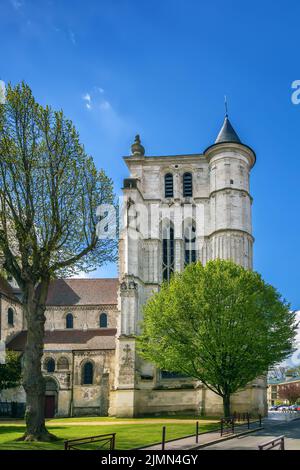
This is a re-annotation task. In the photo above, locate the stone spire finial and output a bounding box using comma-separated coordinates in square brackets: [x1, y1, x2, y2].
[131, 134, 145, 156]
[224, 95, 228, 117]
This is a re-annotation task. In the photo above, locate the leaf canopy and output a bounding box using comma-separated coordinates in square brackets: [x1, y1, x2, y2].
[137, 260, 297, 397]
[0, 82, 117, 286]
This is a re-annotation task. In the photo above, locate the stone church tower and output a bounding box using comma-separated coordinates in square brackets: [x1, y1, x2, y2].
[111, 115, 266, 417]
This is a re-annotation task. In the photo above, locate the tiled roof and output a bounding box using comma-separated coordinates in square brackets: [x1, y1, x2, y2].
[7, 329, 117, 351]
[46, 278, 119, 306]
[0, 276, 20, 303]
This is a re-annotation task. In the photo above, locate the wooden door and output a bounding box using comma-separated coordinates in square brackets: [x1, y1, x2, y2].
[44, 395, 55, 418]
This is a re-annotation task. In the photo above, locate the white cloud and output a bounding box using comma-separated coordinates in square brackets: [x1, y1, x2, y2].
[68, 29, 76, 45]
[100, 100, 111, 111]
[83, 93, 91, 102]
[83, 93, 92, 110]
[10, 0, 23, 10]
[81, 89, 136, 138]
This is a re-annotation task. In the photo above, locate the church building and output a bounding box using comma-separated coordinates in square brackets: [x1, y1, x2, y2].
[0, 115, 268, 417]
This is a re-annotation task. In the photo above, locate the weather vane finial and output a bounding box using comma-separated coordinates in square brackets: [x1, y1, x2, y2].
[224, 95, 228, 117]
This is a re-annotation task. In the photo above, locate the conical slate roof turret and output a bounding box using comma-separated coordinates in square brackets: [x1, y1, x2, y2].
[204, 112, 256, 167]
[215, 115, 241, 144]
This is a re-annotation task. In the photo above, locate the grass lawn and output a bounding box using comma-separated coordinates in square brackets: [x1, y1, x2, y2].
[0, 416, 219, 450]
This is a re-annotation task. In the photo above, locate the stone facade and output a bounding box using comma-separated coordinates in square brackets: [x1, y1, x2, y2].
[0, 278, 118, 418]
[112, 117, 267, 417]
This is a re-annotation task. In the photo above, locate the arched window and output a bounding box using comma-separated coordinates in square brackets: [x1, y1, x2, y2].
[162, 224, 174, 282]
[184, 224, 196, 265]
[45, 358, 55, 373]
[57, 357, 69, 370]
[99, 313, 108, 328]
[183, 172, 193, 197]
[164, 173, 174, 198]
[82, 362, 93, 385]
[7, 308, 14, 326]
[66, 313, 73, 329]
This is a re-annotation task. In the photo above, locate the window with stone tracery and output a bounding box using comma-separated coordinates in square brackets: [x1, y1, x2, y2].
[184, 223, 196, 266]
[162, 224, 174, 282]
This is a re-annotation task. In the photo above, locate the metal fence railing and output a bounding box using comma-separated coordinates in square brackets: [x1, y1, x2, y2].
[258, 435, 285, 450]
[135, 413, 263, 450]
[0, 401, 25, 418]
[64, 433, 116, 450]
[220, 413, 262, 437]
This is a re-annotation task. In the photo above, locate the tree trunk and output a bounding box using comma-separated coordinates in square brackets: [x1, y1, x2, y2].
[21, 282, 54, 441]
[223, 394, 231, 418]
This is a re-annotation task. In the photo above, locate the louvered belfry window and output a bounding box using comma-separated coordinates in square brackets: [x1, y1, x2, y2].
[183, 172, 193, 197]
[164, 173, 174, 198]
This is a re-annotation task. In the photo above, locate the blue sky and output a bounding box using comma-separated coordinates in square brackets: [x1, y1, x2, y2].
[2, 0, 300, 310]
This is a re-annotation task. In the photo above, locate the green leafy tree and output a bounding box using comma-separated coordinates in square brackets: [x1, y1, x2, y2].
[137, 260, 297, 417]
[0, 82, 117, 440]
[0, 350, 21, 392]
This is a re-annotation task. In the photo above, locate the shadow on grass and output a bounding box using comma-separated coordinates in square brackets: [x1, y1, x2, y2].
[0, 421, 218, 450]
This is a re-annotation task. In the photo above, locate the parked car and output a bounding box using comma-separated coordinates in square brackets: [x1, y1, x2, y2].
[269, 405, 279, 411]
[289, 405, 300, 411]
[277, 404, 290, 411]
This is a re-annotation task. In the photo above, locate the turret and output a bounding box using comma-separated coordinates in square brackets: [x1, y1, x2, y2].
[204, 115, 256, 269]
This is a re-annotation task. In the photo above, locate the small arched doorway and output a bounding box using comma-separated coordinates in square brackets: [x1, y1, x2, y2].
[44, 377, 58, 418]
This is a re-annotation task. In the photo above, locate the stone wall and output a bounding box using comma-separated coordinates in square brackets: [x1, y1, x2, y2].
[114, 142, 266, 418]
[0, 296, 23, 343]
[44, 305, 118, 330]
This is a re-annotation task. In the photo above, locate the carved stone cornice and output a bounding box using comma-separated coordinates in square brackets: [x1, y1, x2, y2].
[209, 187, 253, 202]
[46, 304, 118, 311]
[208, 228, 254, 242]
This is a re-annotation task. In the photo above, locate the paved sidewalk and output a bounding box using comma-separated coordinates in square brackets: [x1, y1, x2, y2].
[203, 417, 300, 450]
[139, 414, 300, 450]
[140, 423, 260, 450]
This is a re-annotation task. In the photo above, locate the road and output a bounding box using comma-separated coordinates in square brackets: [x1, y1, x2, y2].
[203, 417, 300, 450]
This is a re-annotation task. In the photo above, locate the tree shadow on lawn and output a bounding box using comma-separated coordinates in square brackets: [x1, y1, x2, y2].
[0, 425, 66, 450]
